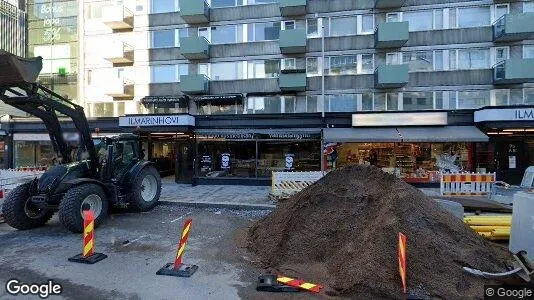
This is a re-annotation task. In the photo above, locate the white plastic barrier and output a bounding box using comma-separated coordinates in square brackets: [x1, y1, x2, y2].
[271, 171, 324, 197]
[440, 172, 495, 196]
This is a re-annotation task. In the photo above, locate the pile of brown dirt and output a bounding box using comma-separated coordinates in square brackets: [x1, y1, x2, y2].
[247, 165, 514, 299]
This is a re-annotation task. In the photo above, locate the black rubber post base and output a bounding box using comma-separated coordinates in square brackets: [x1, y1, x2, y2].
[156, 263, 198, 277]
[68, 253, 108, 264]
[256, 275, 300, 293]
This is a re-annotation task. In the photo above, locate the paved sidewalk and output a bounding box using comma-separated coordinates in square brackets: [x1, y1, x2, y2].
[159, 177, 274, 208]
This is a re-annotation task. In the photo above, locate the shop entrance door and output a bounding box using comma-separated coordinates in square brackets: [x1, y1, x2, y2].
[496, 140, 528, 184]
[175, 141, 194, 183]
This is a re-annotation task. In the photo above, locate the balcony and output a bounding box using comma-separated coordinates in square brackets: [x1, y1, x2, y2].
[374, 65, 409, 89]
[375, 21, 409, 48]
[104, 43, 134, 66]
[181, 74, 209, 94]
[102, 5, 134, 31]
[180, 37, 210, 60]
[374, 0, 405, 8]
[279, 71, 306, 92]
[280, 0, 306, 16]
[279, 29, 307, 54]
[493, 13, 534, 42]
[493, 59, 534, 84]
[179, 0, 210, 24]
[106, 80, 134, 100]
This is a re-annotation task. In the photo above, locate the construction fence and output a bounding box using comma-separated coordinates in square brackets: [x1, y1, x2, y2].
[440, 172, 495, 196]
[271, 171, 324, 199]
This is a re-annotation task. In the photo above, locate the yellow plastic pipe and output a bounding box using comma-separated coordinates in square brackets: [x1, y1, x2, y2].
[464, 219, 512, 226]
[470, 225, 510, 232]
[491, 228, 511, 237]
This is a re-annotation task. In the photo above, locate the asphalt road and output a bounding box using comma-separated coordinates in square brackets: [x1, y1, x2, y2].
[0, 204, 322, 300]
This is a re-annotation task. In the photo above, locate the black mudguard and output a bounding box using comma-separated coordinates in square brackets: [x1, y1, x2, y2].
[121, 160, 155, 195]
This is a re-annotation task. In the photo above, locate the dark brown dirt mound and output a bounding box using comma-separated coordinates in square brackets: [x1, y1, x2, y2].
[247, 164, 514, 299]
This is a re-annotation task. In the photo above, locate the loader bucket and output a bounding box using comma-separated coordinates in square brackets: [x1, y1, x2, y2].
[0, 51, 43, 84]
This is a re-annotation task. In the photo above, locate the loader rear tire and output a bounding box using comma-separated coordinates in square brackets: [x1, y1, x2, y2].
[1, 183, 53, 230]
[130, 166, 161, 212]
[59, 183, 108, 233]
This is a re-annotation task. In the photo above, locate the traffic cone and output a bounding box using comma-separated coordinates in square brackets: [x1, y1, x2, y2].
[68, 210, 107, 264]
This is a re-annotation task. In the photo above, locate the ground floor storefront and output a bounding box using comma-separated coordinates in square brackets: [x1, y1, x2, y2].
[1, 106, 532, 185]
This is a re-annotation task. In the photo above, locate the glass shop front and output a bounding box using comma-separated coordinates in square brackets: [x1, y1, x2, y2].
[195, 130, 321, 179]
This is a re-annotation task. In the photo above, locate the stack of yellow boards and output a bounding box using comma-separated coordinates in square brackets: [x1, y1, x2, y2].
[464, 215, 512, 241]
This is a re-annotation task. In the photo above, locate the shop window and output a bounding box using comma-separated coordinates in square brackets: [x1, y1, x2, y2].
[326, 142, 477, 183]
[257, 141, 320, 177]
[14, 141, 55, 168]
[197, 141, 256, 178]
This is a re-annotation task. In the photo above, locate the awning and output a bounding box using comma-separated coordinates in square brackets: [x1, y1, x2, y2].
[397, 126, 489, 142]
[323, 128, 401, 142]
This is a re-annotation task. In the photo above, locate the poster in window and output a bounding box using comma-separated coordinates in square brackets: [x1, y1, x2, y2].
[201, 155, 212, 171]
[509, 156, 517, 169]
[284, 153, 295, 171]
[221, 153, 231, 170]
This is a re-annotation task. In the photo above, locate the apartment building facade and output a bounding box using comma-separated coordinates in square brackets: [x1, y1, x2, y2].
[7, 0, 534, 185]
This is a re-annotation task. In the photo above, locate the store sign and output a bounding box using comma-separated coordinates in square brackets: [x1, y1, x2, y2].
[352, 112, 447, 127]
[475, 108, 534, 122]
[119, 115, 195, 127]
[264, 133, 319, 139]
[193, 94, 243, 103]
[198, 133, 255, 139]
[140, 96, 188, 105]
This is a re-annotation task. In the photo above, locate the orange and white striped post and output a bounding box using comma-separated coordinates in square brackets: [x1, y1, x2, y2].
[83, 210, 95, 257]
[398, 232, 407, 294]
[68, 210, 107, 264]
[174, 218, 192, 269]
[157, 218, 198, 277]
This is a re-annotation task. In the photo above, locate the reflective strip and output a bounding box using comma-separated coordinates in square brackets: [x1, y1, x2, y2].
[85, 222, 94, 235]
[300, 283, 317, 290]
[83, 240, 94, 256]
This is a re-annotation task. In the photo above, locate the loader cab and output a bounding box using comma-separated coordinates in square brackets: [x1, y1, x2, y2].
[95, 134, 142, 181]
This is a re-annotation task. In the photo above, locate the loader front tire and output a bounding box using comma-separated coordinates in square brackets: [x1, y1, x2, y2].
[1, 183, 53, 230]
[130, 166, 161, 212]
[59, 183, 108, 233]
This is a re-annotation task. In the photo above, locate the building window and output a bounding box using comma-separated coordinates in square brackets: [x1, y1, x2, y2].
[307, 18, 320, 37]
[93, 102, 115, 117]
[456, 6, 491, 28]
[151, 0, 179, 14]
[402, 92, 434, 110]
[306, 57, 321, 76]
[403, 10, 433, 31]
[151, 30, 175, 48]
[325, 54, 373, 75]
[454, 48, 490, 70]
[525, 2, 534, 12]
[403, 51, 434, 72]
[211, 0, 244, 8]
[326, 16, 357, 36]
[151, 65, 179, 83]
[247, 22, 281, 41]
[456, 90, 490, 109]
[247, 60, 280, 78]
[524, 88, 534, 104]
[247, 96, 281, 114]
[327, 94, 357, 112]
[524, 45, 534, 58]
[492, 89, 510, 106]
[14, 141, 54, 168]
[211, 61, 245, 81]
[211, 24, 244, 44]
